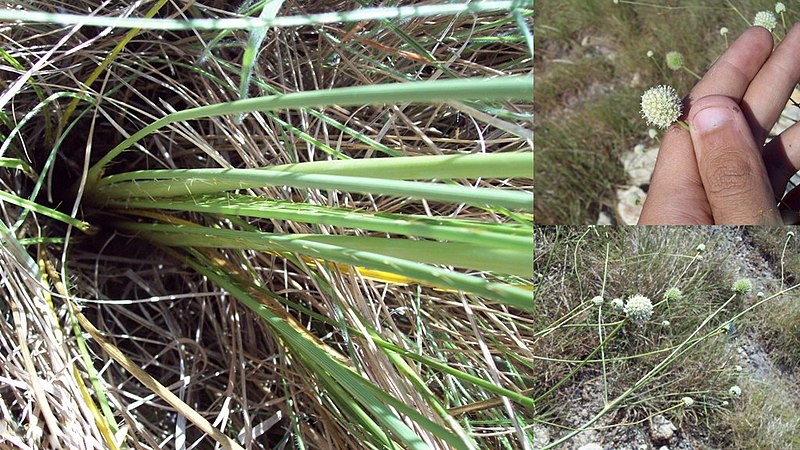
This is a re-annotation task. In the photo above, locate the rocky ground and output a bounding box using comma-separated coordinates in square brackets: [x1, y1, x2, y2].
[531, 228, 800, 449]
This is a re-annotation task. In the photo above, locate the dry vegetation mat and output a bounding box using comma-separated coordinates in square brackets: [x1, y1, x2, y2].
[0, 1, 533, 449]
[534, 226, 800, 450]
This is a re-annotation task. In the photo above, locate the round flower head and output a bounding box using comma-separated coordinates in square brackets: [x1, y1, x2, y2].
[665, 51, 684, 71]
[776, 2, 786, 14]
[729, 385, 742, 398]
[753, 11, 778, 31]
[696, 243, 706, 253]
[624, 294, 653, 326]
[720, 27, 729, 36]
[788, 230, 795, 238]
[648, 128, 658, 139]
[591, 295, 604, 306]
[611, 298, 624, 311]
[664, 287, 683, 301]
[646, 50, 654, 58]
[733, 278, 753, 295]
[682, 396, 694, 407]
[641, 85, 682, 129]
[661, 320, 671, 327]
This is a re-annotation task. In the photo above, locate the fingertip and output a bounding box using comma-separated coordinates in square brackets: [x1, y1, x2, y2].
[687, 95, 741, 126]
[746, 23, 775, 40]
[743, 25, 775, 50]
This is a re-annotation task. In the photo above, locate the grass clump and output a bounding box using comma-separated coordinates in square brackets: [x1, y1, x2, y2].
[0, 0, 532, 448]
[533, 226, 800, 448]
[744, 228, 800, 370]
[718, 377, 800, 449]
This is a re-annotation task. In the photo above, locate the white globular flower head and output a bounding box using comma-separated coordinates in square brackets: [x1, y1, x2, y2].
[648, 128, 658, 139]
[611, 298, 624, 311]
[720, 27, 729, 36]
[624, 294, 653, 325]
[729, 385, 742, 398]
[775, 2, 786, 14]
[733, 278, 753, 295]
[641, 85, 683, 129]
[696, 243, 706, 253]
[665, 51, 684, 70]
[754, 11, 778, 31]
[664, 287, 683, 301]
[646, 50, 654, 58]
[682, 396, 694, 407]
[591, 295, 604, 306]
[662, 320, 671, 327]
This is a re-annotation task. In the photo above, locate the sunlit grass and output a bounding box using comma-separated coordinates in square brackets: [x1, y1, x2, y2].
[0, 0, 533, 448]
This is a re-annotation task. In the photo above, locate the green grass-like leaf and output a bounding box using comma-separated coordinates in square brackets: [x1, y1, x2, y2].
[115, 221, 533, 310]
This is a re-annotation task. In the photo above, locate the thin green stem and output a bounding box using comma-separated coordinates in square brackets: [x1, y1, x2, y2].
[92, 169, 533, 212]
[115, 221, 534, 310]
[1, 2, 519, 30]
[84, 77, 532, 188]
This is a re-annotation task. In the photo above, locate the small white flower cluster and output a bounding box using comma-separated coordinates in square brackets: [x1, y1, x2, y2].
[591, 295, 604, 306]
[640, 85, 682, 129]
[681, 396, 694, 407]
[775, 2, 786, 14]
[696, 243, 706, 253]
[732, 278, 753, 295]
[729, 385, 742, 398]
[720, 27, 729, 36]
[624, 294, 653, 326]
[611, 298, 624, 311]
[754, 11, 778, 31]
[665, 51, 684, 71]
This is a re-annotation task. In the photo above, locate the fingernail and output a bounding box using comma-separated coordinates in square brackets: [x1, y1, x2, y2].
[692, 106, 735, 133]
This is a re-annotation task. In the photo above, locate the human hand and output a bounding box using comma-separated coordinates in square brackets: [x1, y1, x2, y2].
[639, 24, 800, 225]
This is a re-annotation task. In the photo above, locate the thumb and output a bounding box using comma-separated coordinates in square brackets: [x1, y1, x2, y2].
[688, 95, 781, 225]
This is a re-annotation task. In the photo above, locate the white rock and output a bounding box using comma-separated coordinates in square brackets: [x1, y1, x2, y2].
[621, 145, 659, 186]
[578, 444, 603, 450]
[531, 424, 550, 449]
[597, 211, 613, 225]
[650, 414, 677, 443]
[616, 185, 646, 225]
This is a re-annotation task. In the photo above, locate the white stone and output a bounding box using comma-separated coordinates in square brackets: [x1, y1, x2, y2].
[650, 414, 677, 443]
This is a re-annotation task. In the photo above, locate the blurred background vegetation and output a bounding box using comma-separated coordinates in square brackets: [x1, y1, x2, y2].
[534, 0, 800, 224]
